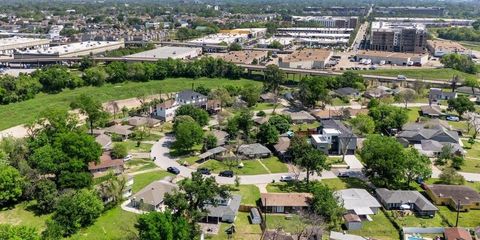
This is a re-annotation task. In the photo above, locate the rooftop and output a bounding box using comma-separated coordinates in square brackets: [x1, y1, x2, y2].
[88, 152, 124, 171]
[0, 37, 50, 48]
[17, 41, 123, 55]
[427, 185, 480, 206]
[132, 180, 178, 206]
[371, 21, 426, 31]
[335, 189, 382, 215]
[125, 46, 201, 59]
[280, 49, 332, 63]
[376, 188, 438, 211]
[261, 193, 313, 207]
[356, 50, 427, 59]
[427, 40, 467, 52]
[218, 50, 268, 64]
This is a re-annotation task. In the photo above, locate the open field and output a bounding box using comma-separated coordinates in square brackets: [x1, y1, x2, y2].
[353, 68, 478, 82]
[0, 201, 50, 232]
[0, 77, 261, 130]
[348, 210, 399, 240]
[198, 158, 288, 175]
[460, 41, 480, 51]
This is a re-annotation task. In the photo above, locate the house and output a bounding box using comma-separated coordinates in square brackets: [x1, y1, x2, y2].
[311, 119, 357, 155]
[364, 86, 392, 99]
[282, 110, 316, 124]
[329, 231, 368, 240]
[211, 129, 229, 146]
[88, 152, 124, 178]
[204, 195, 242, 223]
[260, 92, 276, 103]
[414, 140, 465, 157]
[311, 108, 369, 120]
[273, 136, 291, 160]
[207, 99, 222, 113]
[375, 188, 439, 217]
[153, 90, 208, 121]
[95, 133, 112, 150]
[397, 120, 460, 144]
[343, 213, 362, 230]
[237, 143, 272, 158]
[425, 185, 480, 211]
[153, 99, 178, 122]
[334, 87, 360, 99]
[198, 146, 227, 161]
[128, 116, 161, 127]
[444, 227, 473, 240]
[103, 125, 134, 140]
[260, 193, 312, 213]
[131, 180, 178, 212]
[420, 105, 444, 118]
[175, 90, 208, 107]
[335, 189, 381, 218]
[429, 88, 457, 103]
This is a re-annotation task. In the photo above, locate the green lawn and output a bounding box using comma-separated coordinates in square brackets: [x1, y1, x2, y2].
[327, 157, 347, 166]
[179, 156, 201, 166]
[387, 211, 448, 228]
[460, 41, 480, 51]
[199, 159, 270, 175]
[407, 107, 420, 122]
[230, 185, 261, 206]
[348, 210, 399, 240]
[320, 178, 370, 191]
[438, 206, 480, 227]
[460, 140, 480, 173]
[125, 158, 157, 172]
[0, 201, 50, 232]
[252, 102, 279, 111]
[69, 206, 138, 240]
[262, 157, 289, 173]
[0, 77, 261, 130]
[116, 141, 152, 153]
[291, 121, 320, 131]
[353, 68, 478, 82]
[206, 212, 262, 240]
[132, 170, 173, 193]
[331, 97, 350, 106]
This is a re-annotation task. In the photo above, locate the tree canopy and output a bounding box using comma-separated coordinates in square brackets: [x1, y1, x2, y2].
[368, 104, 408, 135]
[448, 95, 475, 118]
[175, 104, 209, 126]
[135, 211, 197, 240]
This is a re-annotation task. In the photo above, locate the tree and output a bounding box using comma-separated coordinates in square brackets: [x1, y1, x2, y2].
[310, 184, 344, 228]
[348, 114, 375, 136]
[0, 166, 24, 207]
[263, 65, 285, 94]
[451, 156, 465, 170]
[440, 53, 477, 74]
[70, 94, 106, 135]
[464, 78, 479, 95]
[298, 76, 330, 108]
[34, 179, 58, 214]
[97, 173, 128, 207]
[111, 143, 128, 159]
[448, 95, 475, 119]
[241, 83, 261, 107]
[173, 119, 204, 151]
[395, 88, 417, 109]
[0, 224, 40, 240]
[35, 66, 80, 93]
[226, 117, 239, 138]
[175, 104, 209, 126]
[360, 135, 406, 188]
[135, 211, 197, 240]
[439, 167, 465, 185]
[164, 172, 230, 222]
[79, 56, 95, 71]
[297, 147, 328, 183]
[257, 123, 279, 145]
[368, 104, 408, 135]
[203, 134, 217, 151]
[49, 189, 104, 237]
[209, 88, 233, 109]
[235, 109, 254, 140]
[403, 148, 432, 188]
[228, 42, 242, 51]
[83, 67, 107, 87]
[268, 115, 291, 133]
[473, 19, 480, 30]
[267, 40, 283, 49]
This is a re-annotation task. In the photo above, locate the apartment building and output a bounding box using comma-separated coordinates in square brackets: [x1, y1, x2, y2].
[370, 22, 427, 53]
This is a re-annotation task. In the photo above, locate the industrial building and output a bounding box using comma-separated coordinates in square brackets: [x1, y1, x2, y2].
[279, 48, 333, 69]
[0, 37, 51, 56]
[276, 28, 353, 46]
[375, 17, 475, 27]
[189, 28, 266, 45]
[427, 40, 470, 57]
[355, 51, 429, 66]
[14, 41, 124, 59]
[256, 37, 295, 48]
[217, 50, 268, 65]
[370, 22, 427, 53]
[125, 46, 202, 60]
[303, 6, 368, 16]
[292, 16, 358, 29]
[374, 7, 446, 17]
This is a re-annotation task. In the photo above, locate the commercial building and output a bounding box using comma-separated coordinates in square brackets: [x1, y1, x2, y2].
[375, 17, 475, 27]
[355, 50, 428, 65]
[304, 7, 368, 16]
[276, 28, 352, 45]
[256, 37, 295, 48]
[125, 46, 202, 60]
[189, 28, 266, 45]
[292, 16, 358, 29]
[217, 50, 268, 65]
[14, 41, 124, 59]
[427, 40, 470, 57]
[278, 48, 333, 69]
[370, 22, 427, 53]
[0, 37, 50, 56]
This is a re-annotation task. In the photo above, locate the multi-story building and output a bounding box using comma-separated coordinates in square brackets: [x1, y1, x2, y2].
[303, 7, 368, 16]
[370, 22, 427, 53]
[153, 90, 207, 122]
[292, 16, 358, 29]
[374, 7, 446, 17]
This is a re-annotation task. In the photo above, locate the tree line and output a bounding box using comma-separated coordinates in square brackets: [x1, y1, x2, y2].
[436, 27, 480, 42]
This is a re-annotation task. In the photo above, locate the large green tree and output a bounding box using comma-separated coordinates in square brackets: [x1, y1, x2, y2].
[403, 148, 432, 188]
[34, 179, 58, 214]
[135, 211, 197, 240]
[175, 104, 209, 126]
[241, 83, 262, 107]
[0, 166, 24, 207]
[288, 136, 328, 183]
[448, 95, 475, 118]
[310, 184, 344, 228]
[257, 123, 279, 145]
[263, 65, 285, 94]
[298, 76, 330, 108]
[368, 104, 408, 135]
[268, 114, 291, 134]
[83, 67, 107, 87]
[71, 94, 107, 135]
[173, 117, 204, 151]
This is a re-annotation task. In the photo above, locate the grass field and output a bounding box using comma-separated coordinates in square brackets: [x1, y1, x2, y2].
[353, 68, 478, 82]
[348, 210, 399, 240]
[460, 140, 480, 173]
[387, 211, 448, 228]
[131, 170, 173, 193]
[0, 77, 261, 130]
[116, 141, 153, 153]
[320, 178, 369, 191]
[230, 185, 261, 206]
[199, 158, 288, 175]
[0, 201, 50, 232]
[125, 158, 157, 173]
[252, 102, 279, 111]
[460, 41, 480, 51]
[407, 107, 421, 122]
[264, 214, 310, 233]
[262, 157, 289, 173]
[438, 206, 480, 227]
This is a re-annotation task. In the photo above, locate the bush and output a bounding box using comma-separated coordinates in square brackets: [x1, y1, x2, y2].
[256, 111, 266, 117]
[111, 143, 128, 159]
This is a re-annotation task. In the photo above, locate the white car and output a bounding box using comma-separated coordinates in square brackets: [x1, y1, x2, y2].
[280, 175, 294, 182]
[123, 154, 133, 161]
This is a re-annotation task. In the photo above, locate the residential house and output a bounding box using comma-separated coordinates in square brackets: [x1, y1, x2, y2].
[103, 125, 134, 140]
[444, 227, 473, 240]
[311, 108, 369, 120]
[397, 120, 460, 145]
[153, 90, 208, 121]
[88, 152, 125, 178]
[207, 99, 222, 113]
[273, 136, 291, 160]
[282, 110, 316, 124]
[128, 116, 161, 127]
[204, 195, 242, 223]
[211, 129, 229, 146]
[364, 86, 392, 99]
[375, 188, 439, 217]
[198, 146, 227, 162]
[237, 143, 272, 158]
[335, 189, 381, 219]
[420, 105, 444, 118]
[414, 140, 465, 157]
[130, 180, 178, 212]
[334, 87, 360, 99]
[260, 193, 312, 213]
[175, 90, 208, 107]
[429, 88, 457, 103]
[311, 119, 357, 155]
[95, 133, 112, 150]
[425, 185, 480, 211]
[260, 92, 276, 103]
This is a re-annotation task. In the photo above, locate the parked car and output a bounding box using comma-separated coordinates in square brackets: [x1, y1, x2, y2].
[197, 168, 211, 175]
[397, 75, 407, 80]
[123, 155, 133, 162]
[280, 175, 294, 182]
[338, 172, 350, 178]
[219, 170, 234, 177]
[446, 116, 460, 122]
[167, 166, 180, 174]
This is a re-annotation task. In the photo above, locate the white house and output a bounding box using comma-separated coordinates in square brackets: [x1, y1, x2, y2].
[153, 90, 207, 121]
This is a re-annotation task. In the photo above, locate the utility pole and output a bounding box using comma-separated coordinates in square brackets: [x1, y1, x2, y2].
[455, 200, 461, 227]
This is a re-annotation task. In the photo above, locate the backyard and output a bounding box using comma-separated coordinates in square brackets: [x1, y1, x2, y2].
[348, 210, 399, 240]
[206, 212, 262, 240]
[229, 185, 261, 206]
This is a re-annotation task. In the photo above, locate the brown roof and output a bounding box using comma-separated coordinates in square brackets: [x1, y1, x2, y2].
[427, 184, 480, 206]
[219, 50, 268, 64]
[88, 152, 124, 170]
[273, 137, 290, 153]
[427, 40, 467, 52]
[444, 227, 473, 240]
[343, 213, 361, 222]
[157, 99, 176, 108]
[261, 193, 312, 207]
[281, 49, 332, 63]
[311, 108, 369, 119]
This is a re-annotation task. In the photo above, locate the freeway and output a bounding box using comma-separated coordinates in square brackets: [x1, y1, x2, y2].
[0, 56, 455, 87]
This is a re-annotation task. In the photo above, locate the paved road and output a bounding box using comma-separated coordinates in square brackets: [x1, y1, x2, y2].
[151, 135, 337, 185]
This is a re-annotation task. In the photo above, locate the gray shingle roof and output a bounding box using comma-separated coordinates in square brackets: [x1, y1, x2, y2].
[177, 90, 206, 101]
[321, 119, 356, 138]
[376, 188, 438, 211]
[238, 143, 272, 156]
[206, 195, 241, 218]
[133, 180, 178, 206]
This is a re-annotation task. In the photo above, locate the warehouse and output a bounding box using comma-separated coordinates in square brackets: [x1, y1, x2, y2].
[14, 41, 124, 59]
[355, 51, 428, 66]
[0, 37, 51, 56]
[279, 48, 333, 69]
[189, 28, 266, 45]
[427, 40, 470, 57]
[217, 50, 268, 64]
[125, 46, 202, 60]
